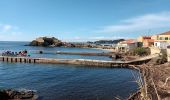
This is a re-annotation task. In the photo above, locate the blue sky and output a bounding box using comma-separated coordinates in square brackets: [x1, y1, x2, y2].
[0, 0, 170, 41]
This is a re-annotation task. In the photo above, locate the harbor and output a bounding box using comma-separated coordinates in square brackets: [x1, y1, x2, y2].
[1, 0, 170, 99]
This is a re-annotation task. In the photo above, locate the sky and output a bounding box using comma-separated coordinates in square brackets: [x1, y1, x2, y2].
[0, 0, 170, 42]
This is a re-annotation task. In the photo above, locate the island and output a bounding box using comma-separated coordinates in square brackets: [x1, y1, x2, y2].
[28, 37, 63, 47]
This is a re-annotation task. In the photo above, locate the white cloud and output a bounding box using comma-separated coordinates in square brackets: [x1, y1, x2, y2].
[0, 24, 25, 41]
[0, 24, 14, 33]
[95, 12, 170, 33]
[11, 32, 22, 36]
[3, 25, 12, 32]
[64, 36, 128, 42]
[88, 36, 128, 40]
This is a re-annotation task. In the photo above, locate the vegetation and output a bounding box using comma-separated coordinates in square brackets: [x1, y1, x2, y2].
[127, 47, 150, 56]
[93, 39, 125, 44]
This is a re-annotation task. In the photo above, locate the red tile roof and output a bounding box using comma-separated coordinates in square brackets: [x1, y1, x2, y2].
[159, 31, 170, 35]
[143, 36, 151, 39]
[147, 39, 154, 43]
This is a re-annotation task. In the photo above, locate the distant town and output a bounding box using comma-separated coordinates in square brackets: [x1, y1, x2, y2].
[84, 30, 170, 52]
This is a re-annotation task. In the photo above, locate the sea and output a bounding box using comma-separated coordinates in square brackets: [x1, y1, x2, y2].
[0, 41, 139, 100]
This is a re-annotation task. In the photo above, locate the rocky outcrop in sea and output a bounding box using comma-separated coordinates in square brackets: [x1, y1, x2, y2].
[28, 37, 63, 47]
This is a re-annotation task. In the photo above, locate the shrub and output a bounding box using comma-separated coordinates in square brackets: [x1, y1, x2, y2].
[133, 47, 150, 56]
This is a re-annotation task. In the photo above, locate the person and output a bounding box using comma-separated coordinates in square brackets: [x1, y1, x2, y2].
[15, 52, 18, 56]
[24, 49, 28, 54]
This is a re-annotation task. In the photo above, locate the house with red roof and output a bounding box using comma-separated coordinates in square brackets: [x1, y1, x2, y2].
[137, 36, 154, 47]
[116, 39, 138, 52]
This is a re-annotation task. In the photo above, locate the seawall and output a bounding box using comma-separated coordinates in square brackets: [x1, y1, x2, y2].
[0, 54, 159, 68]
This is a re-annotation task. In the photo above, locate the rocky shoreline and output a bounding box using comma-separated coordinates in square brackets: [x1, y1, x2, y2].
[0, 89, 38, 100]
[128, 55, 170, 100]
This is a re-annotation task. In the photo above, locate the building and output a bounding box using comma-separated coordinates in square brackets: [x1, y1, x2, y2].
[100, 43, 114, 47]
[154, 41, 170, 49]
[137, 36, 154, 47]
[137, 36, 151, 42]
[143, 39, 154, 47]
[116, 39, 137, 52]
[152, 31, 170, 49]
[154, 31, 170, 42]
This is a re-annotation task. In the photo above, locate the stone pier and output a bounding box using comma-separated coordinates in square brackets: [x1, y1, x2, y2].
[0, 54, 159, 67]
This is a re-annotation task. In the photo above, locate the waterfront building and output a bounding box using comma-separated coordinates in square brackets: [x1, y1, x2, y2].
[100, 43, 115, 47]
[153, 31, 170, 42]
[137, 36, 154, 47]
[116, 39, 137, 52]
[152, 31, 170, 49]
[154, 41, 170, 49]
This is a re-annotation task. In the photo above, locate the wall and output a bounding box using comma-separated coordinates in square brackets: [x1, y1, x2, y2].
[150, 47, 161, 55]
[154, 42, 170, 49]
[167, 48, 170, 62]
[137, 36, 143, 42]
[151, 35, 158, 40]
[156, 35, 170, 42]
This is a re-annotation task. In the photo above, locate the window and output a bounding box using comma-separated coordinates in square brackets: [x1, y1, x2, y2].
[165, 37, 168, 40]
[159, 37, 163, 40]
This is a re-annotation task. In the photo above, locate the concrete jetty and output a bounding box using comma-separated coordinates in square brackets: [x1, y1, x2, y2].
[55, 51, 113, 56]
[0, 54, 159, 67]
[30, 50, 114, 57]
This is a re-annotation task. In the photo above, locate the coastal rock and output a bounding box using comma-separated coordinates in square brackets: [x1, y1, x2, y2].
[0, 89, 38, 100]
[29, 37, 63, 47]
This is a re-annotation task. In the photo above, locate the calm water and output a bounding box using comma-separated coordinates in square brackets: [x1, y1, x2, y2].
[0, 42, 138, 100]
[0, 41, 111, 60]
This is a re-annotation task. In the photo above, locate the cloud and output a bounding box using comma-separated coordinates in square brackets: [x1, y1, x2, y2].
[0, 24, 25, 41]
[95, 12, 170, 33]
[88, 36, 128, 40]
[64, 36, 128, 42]
[3, 25, 12, 32]
[0, 24, 14, 33]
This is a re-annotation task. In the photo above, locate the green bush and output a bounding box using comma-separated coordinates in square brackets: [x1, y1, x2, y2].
[133, 47, 150, 56]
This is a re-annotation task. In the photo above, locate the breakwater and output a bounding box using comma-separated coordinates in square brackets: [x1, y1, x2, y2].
[0, 54, 159, 67]
[56, 51, 113, 56]
[31, 50, 114, 56]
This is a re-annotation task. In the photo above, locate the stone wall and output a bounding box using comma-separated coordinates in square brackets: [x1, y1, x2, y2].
[150, 47, 161, 55]
[167, 48, 170, 62]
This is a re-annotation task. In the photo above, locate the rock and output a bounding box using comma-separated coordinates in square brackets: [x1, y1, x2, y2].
[29, 37, 63, 47]
[0, 89, 38, 100]
[39, 51, 43, 54]
[0, 90, 10, 100]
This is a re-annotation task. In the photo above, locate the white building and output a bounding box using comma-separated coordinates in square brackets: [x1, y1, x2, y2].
[154, 41, 170, 49]
[116, 39, 138, 52]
